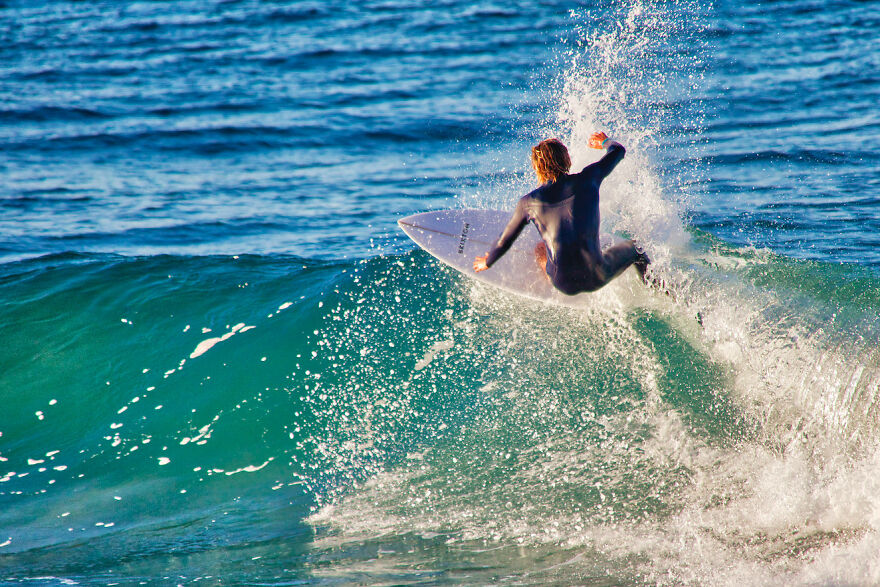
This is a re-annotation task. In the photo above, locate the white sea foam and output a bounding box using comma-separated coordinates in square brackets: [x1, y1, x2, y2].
[413, 339, 454, 371]
[189, 322, 254, 359]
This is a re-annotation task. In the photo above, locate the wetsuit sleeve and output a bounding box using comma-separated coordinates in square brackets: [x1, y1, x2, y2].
[485, 197, 529, 268]
[591, 140, 626, 180]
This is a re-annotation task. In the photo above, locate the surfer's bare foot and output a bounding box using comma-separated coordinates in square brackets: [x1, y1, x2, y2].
[633, 244, 675, 298]
[534, 241, 551, 282]
[633, 245, 651, 285]
[534, 241, 547, 271]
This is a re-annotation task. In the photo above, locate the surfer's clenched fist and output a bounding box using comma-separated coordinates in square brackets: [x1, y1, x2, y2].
[473, 254, 489, 272]
[588, 131, 609, 149]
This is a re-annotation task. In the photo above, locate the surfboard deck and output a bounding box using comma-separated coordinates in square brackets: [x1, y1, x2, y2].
[398, 209, 620, 304]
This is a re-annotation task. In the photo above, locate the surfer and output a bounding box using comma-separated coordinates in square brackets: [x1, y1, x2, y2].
[473, 133, 651, 295]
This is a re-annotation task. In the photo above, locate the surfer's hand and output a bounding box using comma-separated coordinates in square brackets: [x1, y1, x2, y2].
[473, 254, 489, 272]
[589, 131, 609, 149]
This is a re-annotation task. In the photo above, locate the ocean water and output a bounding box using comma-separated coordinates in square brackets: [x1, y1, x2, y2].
[2, 0, 880, 584]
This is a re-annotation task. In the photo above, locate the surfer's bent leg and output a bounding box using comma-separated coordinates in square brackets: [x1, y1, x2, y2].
[548, 242, 649, 295]
[600, 240, 650, 285]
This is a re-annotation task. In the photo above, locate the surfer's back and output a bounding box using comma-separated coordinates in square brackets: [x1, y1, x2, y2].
[524, 164, 609, 260]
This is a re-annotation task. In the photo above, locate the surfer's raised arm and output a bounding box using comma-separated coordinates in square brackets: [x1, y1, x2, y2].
[473, 196, 529, 272]
[587, 131, 625, 180]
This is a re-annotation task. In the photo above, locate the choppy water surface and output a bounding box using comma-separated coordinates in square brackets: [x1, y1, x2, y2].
[1, 0, 879, 585]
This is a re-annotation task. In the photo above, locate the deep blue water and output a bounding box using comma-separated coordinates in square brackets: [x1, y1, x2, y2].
[2, 0, 880, 585]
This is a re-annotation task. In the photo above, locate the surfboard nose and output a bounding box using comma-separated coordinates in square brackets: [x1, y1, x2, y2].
[398, 213, 426, 240]
[398, 213, 419, 227]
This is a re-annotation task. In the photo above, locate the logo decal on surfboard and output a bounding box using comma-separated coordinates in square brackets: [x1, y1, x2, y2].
[457, 222, 470, 254]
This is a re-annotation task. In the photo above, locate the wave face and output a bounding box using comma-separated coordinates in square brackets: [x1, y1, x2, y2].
[2, 0, 880, 584]
[3, 243, 880, 584]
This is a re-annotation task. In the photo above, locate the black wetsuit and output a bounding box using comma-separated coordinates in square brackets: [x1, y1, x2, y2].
[485, 140, 646, 295]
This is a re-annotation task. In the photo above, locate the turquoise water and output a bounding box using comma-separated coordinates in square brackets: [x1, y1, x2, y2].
[2, 0, 880, 584]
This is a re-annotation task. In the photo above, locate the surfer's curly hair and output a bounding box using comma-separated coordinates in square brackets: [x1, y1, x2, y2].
[530, 138, 571, 184]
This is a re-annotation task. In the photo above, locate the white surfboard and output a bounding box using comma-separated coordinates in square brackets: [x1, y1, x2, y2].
[398, 209, 620, 304]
